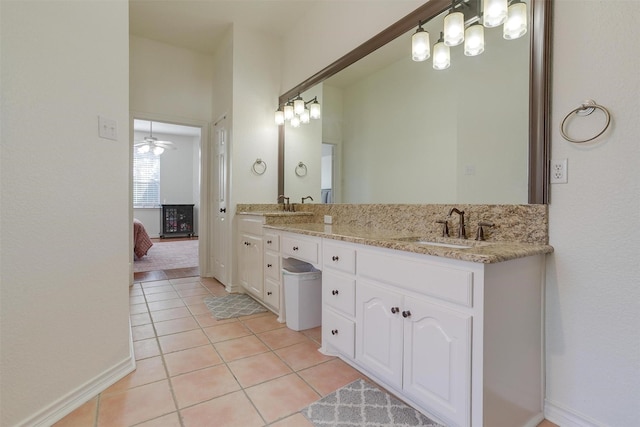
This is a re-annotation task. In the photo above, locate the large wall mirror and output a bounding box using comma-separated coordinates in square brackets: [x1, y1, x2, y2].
[278, 0, 550, 204]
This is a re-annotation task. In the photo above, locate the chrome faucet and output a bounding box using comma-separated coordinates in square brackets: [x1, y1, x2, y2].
[277, 195, 291, 212]
[448, 208, 466, 239]
[301, 195, 314, 204]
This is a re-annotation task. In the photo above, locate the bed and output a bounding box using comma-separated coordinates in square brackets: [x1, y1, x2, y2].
[133, 218, 153, 259]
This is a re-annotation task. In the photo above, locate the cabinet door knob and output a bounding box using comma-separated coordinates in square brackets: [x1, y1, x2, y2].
[220, 208, 226, 213]
[332, 255, 339, 261]
[331, 329, 338, 335]
[267, 291, 272, 296]
[267, 240, 272, 244]
[332, 290, 339, 295]
[267, 264, 272, 268]
[292, 246, 299, 251]
[391, 307, 399, 314]
[402, 310, 412, 318]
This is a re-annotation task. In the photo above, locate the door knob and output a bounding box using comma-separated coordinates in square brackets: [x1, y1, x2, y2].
[332, 255, 339, 261]
[402, 310, 412, 318]
[292, 246, 299, 251]
[331, 329, 338, 335]
[332, 290, 339, 295]
[220, 208, 226, 213]
[267, 291, 272, 296]
[267, 263, 272, 268]
[391, 307, 399, 314]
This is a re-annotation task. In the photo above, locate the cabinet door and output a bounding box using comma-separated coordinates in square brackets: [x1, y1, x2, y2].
[356, 279, 403, 389]
[403, 297, 471, 427]
[240, 233, 263, 299]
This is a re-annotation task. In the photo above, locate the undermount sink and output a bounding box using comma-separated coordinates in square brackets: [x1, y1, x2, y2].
[413, 240, 472, 249]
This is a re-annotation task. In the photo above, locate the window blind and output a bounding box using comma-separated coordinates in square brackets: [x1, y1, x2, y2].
[133, 151, 160, 208]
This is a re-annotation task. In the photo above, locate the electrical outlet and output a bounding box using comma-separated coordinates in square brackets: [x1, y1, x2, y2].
[324, 215, 333, 224]
[550, 158, 568, 184]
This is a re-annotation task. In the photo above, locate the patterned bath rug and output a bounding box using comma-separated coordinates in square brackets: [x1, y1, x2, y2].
[203, 294, 267, 320]
[301, 379, 445, 427]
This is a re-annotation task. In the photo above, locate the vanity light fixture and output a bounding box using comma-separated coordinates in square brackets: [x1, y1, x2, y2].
[411, 0, 527, 69]
[275, 96, 321, 126]
[411, 22, 430, 61]
[433, 32, 451, 70]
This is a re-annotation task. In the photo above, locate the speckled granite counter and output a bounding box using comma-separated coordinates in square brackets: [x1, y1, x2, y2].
[263, 222, 553, 264]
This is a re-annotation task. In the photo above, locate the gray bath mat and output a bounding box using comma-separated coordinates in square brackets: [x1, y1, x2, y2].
[301, 379, 445, 427]
[203, 294, 267, 319]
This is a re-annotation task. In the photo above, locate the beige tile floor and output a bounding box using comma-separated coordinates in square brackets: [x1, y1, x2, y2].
[56, 274, 560, 427]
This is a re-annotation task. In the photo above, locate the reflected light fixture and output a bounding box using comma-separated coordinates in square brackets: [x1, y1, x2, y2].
[504, 0, 527, 39]
[411, 23, 430, 61]
[411, 0, 527, 69]
[153, 146, 165, 155]
[433, 33, 451, 70]
[275, 96, 321, 126]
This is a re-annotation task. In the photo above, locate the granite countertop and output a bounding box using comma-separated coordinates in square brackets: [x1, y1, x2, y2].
[264, 223, 554, 264]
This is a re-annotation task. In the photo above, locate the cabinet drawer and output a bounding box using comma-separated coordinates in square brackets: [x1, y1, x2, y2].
[282, 235, 320, 264]
[323, 271, 356, 317]
[323, 309, 355, 358]
[264, 232, 280, 252]
[323, 241, 356, 274]
[264, 251, 281, 281]
[358, 250, 474, 307]
[264, 278, 280, 311]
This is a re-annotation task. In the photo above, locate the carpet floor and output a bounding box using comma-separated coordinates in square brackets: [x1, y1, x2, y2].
[133, 239, 198, 273]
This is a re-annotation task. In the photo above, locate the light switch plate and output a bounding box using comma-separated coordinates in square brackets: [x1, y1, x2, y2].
[98, 115, 118, 141]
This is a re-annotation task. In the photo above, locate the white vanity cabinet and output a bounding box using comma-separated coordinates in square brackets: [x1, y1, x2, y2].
[237, 216, 264, 299]
[263, 232, 281, 312]
[321, 239, 544, 427]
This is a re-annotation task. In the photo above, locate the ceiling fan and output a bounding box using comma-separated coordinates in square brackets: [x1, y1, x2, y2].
[134, 121, 176, 155]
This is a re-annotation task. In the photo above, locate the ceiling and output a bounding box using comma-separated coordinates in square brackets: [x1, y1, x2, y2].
[129, 0, 319, 55]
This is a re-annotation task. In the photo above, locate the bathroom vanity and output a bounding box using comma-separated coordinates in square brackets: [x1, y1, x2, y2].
[235, 206, 552, 427]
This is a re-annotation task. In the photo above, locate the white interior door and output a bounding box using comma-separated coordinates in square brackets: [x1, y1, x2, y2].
[212, 117, 229, 285]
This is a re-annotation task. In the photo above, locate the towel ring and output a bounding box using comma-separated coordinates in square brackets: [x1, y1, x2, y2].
[295, 162, 308, 177]
[560, 99, 611, 143]
[252, 158, 267, 175]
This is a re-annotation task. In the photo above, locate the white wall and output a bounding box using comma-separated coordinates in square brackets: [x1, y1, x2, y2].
[545, 2, 640, 426]
[0, 1, 131, 426]
[133, 132, 200, 237]
[130, 36, 213, 122]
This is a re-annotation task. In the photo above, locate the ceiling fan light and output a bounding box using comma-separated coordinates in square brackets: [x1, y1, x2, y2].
[137, 144, 150, 154]
[153, 146, 165, 155]
[504, 1, 528, 40]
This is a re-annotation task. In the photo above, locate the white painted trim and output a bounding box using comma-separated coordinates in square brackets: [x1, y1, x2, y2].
[545, 399, 608, 427]
[16, 332, 136, 427]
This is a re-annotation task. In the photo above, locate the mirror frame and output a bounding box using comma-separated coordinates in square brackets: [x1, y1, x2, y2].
[278, 0, 551, 204]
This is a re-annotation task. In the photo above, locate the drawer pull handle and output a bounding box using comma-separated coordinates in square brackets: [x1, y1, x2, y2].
[331, 329, 338, 335]
[391, 307, 399, 314]
[332, 290, 339, 295]
[402, 310, 412, 318]
[292, 246, 299, 251]
[332, 255, 339, 261]
[267, 264, 272, 268]
[244, 241, 250, 246]
[267, 240, 272, 244]
[267, 291, 272, 296]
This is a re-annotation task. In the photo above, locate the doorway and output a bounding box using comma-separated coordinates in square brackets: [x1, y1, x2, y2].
[132, 118, 203, 280]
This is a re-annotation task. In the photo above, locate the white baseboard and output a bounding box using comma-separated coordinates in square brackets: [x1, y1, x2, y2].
[16, 330, 136, 427]
[545, 399, 608, 427]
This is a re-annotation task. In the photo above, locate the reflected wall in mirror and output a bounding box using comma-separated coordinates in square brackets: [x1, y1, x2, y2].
[280, 0, 550, 204]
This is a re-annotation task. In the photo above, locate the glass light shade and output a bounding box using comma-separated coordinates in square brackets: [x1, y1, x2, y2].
[300, 109, 310, 124]
[153, 146, 164, 155]
[504, 1, 528, 40]
[411, 28, 430, 62]
[275, 110, 285, 125]
[137, 144, 150, 154]
[284, 104, 294, 120]
[432, 41, 451, 70]
[464, 24, 485, 56]
[293, 97, 305, 115]
[290, 116, 301, 128]
[443, 11, 464, 46]
[310, 101, 321, 119]
[483, 0, 508, 27]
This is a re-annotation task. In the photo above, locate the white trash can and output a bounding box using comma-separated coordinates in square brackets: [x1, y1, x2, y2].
[282, 259, 322, 331]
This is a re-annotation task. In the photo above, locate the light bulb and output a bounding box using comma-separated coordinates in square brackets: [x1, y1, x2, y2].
[153, 146, 165, 155]
[444, 11, 464, 46]
[310, 100, 321, 119]
[291, 116, 301, 128]
[284, 104, 294, 120]
[483, 0, 508, 28]
[137, 144, 150, 154]
[411, 27, 430, 62]
[433, 39, 451, 70]
[504, 1, 528, 40]
[300, 109, 310, 124]
[275, 110, 285, 125]
[464, 24, 485, 56]
[293, 97, 305, 115]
